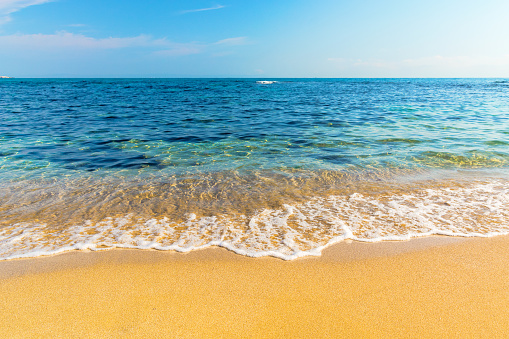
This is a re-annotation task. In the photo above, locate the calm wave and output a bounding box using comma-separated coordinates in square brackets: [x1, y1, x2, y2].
[1, 78, 509, 260]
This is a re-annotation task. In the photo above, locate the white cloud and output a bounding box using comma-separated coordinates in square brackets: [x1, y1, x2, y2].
[214, 37, 247, 46]
[0, 31, 249, 59]
[0, 0, 52, 24]
[154, 37, 248, 57]
[180, 5, 224, 14]
[0, 32, 167, 49]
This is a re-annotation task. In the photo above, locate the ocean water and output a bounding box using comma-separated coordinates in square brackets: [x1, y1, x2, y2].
[1, 78, 509, 260]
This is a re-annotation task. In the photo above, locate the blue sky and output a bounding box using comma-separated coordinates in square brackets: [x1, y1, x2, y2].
[1, 0, 508, 77]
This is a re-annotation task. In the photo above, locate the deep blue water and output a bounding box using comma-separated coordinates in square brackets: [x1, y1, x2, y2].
[1, 78, 509, 181]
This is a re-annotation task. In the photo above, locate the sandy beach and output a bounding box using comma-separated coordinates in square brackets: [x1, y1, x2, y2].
[2, 236, 509, 338]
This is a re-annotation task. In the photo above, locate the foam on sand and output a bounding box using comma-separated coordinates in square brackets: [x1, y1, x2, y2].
[1, 178, 508, 261]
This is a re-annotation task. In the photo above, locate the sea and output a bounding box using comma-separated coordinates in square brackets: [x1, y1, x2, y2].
[1, 78, 509, 260]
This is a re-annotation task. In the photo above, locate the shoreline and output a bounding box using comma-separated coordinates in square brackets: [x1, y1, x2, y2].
[2, 235, 509, 337]
[0, 235, 464, 279]
[3, 174, 508, 262]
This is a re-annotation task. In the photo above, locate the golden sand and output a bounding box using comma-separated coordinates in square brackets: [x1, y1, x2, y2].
[1, 236, 509, 338]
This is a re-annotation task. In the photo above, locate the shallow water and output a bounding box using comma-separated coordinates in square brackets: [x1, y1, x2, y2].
[1, 78, 509, 259]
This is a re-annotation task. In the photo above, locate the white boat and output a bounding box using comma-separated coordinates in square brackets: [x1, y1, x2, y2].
[256, 80, 276, 84]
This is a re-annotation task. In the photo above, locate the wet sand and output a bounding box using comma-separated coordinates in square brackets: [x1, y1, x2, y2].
[1, 236, 509, 338]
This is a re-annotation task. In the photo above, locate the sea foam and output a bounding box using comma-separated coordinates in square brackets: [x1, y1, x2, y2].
[1, 179, 508, 261]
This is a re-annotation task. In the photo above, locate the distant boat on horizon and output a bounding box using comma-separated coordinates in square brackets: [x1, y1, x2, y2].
[0, 76, 14, 79]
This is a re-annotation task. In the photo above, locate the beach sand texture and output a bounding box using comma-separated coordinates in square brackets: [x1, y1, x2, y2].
[2, 236, 509, 338]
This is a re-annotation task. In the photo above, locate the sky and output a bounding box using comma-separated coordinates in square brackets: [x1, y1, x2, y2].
[1, 0, 509, 77]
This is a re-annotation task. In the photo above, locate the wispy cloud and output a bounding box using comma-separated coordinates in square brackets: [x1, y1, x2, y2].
[0, 31, 248, 58]
[179, 4, 224, 14]
[154, 37, 247, 57]
[0, 32, 166, 49]
[214, 36, 247, 46]
[0, 0, 52, 24]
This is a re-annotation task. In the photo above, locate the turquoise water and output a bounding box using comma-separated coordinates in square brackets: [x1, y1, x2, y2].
[1, 78, 509, 260]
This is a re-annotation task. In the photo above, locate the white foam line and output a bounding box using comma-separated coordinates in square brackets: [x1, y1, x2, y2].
[2, 180, 509, 261]
[2, 229, 509, 262]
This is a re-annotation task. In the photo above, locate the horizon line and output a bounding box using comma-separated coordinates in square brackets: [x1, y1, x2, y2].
[2, 76, 508, 79]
